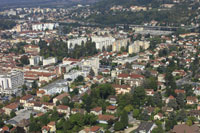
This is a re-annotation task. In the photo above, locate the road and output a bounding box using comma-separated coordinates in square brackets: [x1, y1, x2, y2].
[176, 68, 200, 86]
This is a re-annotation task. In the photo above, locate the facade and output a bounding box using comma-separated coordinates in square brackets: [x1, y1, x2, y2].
[67, 37, 87, 49]
[43, 57, 57, 66]
[29, 56, 43, 66]
[0, 71, 24, 94]
[91, 36, 115, 51]
[112, 38, 130, 52]
[129, 43, 140, 54]
[32, 23, 59, 31]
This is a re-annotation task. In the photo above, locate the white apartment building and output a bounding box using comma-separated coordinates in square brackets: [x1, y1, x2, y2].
[67, 37, 87, 49]
[134, 40, 150, 50]
[112, 38, 131, 52]
[32, 23, 59, 31]
[29, 56, 43, 66]
[0, 71, 24, 94]
[81, 57, 99, 76]
[91, 36, 115, 51]
[39, 80, 68, 95]
[43, 57, 57, 66]
[129, 43, 140, 54]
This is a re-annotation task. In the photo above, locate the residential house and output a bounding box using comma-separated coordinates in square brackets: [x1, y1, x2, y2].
[174, 89, 186, 95]
[134, 122, 156, 133]
[154, 113, 164, 120]
[20, 94, 33, 104]
[172, 124, 200, 133]
[187, 96, 198, 105]
[56, 105, 70, 115]
[71, 108, 86, 115]
[106, 105, 117, 114]
[166, 95, 175, 104]
[107, 95, 117, 106]
[53, 93, 70, 105]
[90, 107, 102, 115]
[3, 103, 19, 115]
[79, 126, 102, 133]
[158, 74, 165, 83]
[145, 89, 154, 96]
[117, 73, 145, 87]
[112, 84, 132, 95]
[98, 114, 116, 124]
[47, 121, 56, 133]
[42, 126, 50, 133]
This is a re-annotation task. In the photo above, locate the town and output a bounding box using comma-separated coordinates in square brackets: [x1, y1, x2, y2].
[0, 0, 200, 132]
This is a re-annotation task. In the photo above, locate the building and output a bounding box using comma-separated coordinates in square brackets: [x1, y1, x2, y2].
[90, 107, 102, 115]
[91, 36, 115, 51]
[172, 124, 200, 133]
[39, 80, 68, 95]
[112, 38, 130, 52]
[32, 23, 59, 31]
[24, 45, 40, 54]
[134, 122, 156, 133]
[43, 57, 57, 66]
[67, 37, 87, 49]
[129, 43, 140, 54]
[0, 71, 24, 94]
[29, 56, 43, 66]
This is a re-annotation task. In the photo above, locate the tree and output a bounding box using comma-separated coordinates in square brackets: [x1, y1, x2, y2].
[62, 96, 70, 106]
[132, 87, 146, 107]
[152, 125, 164, 133]
[89, 68, 95, 76]
[10, 110, 16, 118]
[22, 84, 28, 90]
[177, 109, 186, 122]
[153, 92, 163, 108]
[120, 111, 128, 128]
[133, 109, 140, 118]
[20, 55, 29, 65]
[168, 99, 178, 110]
[32, 81, 38, 89]
[75, 75, 84, 82]
[42, 95, 50, 102]
[176, 93, 185, 109]
[140, 110, 149, 121]
[114, 121, 124, 131]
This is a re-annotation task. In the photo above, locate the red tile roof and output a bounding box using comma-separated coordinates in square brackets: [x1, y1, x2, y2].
[106, 105, 117, 110]
[91, 107, 102, 112]
[57, 105, 69, 110]
[90, 126, 100, 132]
[98, 114, 116, 121]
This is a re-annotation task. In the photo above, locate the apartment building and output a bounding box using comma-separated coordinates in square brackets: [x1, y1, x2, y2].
[0, 71, 24, 94]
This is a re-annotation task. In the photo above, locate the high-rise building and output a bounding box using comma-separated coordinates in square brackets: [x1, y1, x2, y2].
[0, 71, 24, 94]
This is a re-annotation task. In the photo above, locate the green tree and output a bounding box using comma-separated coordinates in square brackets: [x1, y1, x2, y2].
[10, 110, 16, 118]
[114, 121, 124, 131]
[168, 99, 178, 110]
[132, 87, 146, 107]
[133, 109, 140, 118]
[20, 55, 29, 65]
[89, 68, 95, 76]
[120, 110, 128, 128]
[176, 93, 185, 109]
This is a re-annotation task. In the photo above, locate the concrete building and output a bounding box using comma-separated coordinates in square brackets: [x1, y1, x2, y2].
[43, 57, 57, 66]
[112, 38, 130, 52]
[81, 57, 99, 76]
[29, 56, 43, 66]
[0, 71, 24, 94]
[32, 23, 59, 31]
[129, 43, 140, 54]
[91, 36, 115, 51]
[67, 37, 87, 49]
[39, 79, 68, 95]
